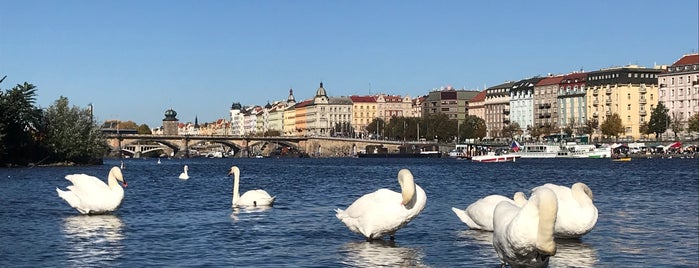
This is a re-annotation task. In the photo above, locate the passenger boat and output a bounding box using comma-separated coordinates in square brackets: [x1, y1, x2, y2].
[471, 152, 520, 163]
[511, 144, 560, 158]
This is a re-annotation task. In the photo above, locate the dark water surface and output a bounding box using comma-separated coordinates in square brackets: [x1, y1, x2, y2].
[1, 158, 697, 267]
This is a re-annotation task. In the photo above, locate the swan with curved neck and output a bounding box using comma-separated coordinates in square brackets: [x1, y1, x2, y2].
[451, 191, 527, 231]
[228, 166, 275, 207]
[335, 169, 427, 240]
[56, 166, 128, 214]
[179, 165, 189, 180]
[493, 187, 558, 268]
[533, 182, 597, 238]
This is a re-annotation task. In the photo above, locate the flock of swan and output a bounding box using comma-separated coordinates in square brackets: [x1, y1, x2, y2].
[55, 165, 597, 268]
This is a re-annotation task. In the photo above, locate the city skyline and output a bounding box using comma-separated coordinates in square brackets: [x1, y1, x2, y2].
[2, 0, 697, 127]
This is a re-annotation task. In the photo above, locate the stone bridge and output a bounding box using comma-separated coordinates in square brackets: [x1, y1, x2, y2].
[105, 134, 406, 158]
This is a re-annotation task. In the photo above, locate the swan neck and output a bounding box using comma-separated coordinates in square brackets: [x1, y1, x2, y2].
[232, 171, 240, 204]
[534, 188, 558, 256]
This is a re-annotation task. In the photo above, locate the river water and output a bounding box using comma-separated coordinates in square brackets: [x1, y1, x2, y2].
[1, 157, 697, 267]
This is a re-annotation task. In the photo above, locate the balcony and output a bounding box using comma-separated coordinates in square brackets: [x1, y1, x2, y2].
[503, 109, 510, 115]
[639, 98, 647, 104]
[640, 110, 647, 116]
[593, 112, 599, 117]
[544, 113, 551, 118]
[593, 89, 598, 95]
[593, 99, 599, 106]
[639, 87, 647, 94]
[605, 99, 612, 105]
[605, 110, 612, 116]
[503, 119, 511, 124]
[659, 83, 667, 88]
[606, 88, 612, 95]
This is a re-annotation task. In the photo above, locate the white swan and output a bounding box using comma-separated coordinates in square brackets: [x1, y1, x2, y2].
[335, 169, 427, 240]
[56, 166, 128, 215]
[179, 165, 189, 180]
[228, 166, 275, 207]
[493, 187, 558, 268]
[532, 182, 598, 238]
[451, 192, 527, 231]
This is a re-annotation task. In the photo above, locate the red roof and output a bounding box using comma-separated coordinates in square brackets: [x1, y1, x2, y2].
[350, 95, 376, 102]
[536, 75, 564, 86]
[672, 53, 699, 66]
[469, 90, 487, 102]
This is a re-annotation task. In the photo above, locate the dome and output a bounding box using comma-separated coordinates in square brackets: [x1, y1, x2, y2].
[315, 82, 327, 97]
[163, 108, 178, 121]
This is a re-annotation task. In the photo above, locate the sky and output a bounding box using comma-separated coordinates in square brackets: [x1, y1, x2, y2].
[1, 0, 698, 128]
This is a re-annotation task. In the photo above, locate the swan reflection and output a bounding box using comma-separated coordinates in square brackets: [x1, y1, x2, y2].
[548, 239, 599, 268]
[62, 215, 124, 266]
[341, 240, 429, 268]
[230, 206, 272, 221]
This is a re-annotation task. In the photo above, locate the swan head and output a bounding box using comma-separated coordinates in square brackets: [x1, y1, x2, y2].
[513, 191, 528, 206]
[109, 166, 127, 187]
[397, 169, 416, 206]
[184, 165, 188, 171]
[228, 166, 240, 177]
[572, 182, 593, 200]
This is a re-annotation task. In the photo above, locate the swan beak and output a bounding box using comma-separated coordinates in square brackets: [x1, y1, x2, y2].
[122, 181, 128, 188]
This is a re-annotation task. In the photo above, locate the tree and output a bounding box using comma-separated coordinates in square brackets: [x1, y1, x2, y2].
[501, 122, 522, 139]
[647, 102, 670, 140]
[639, 122, 649, 140]
[0, 82, 43, 165]
[137, 124, 152, 134]
[688, 113, 699, 133]
[459, 115, 486, 140]
[41, 96, 108, 164]
[600, 113, 624, 140]
[669, 114, 683, 141]
[581, 118, 599, 142]
[366, 118, 387, 138]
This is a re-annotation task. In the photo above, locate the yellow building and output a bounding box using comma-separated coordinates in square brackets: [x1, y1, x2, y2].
[586, 65, 662, 140]
[350, 95, 377, 137]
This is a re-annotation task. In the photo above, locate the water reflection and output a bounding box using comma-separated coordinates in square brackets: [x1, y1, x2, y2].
[549, 239, 599, 268]
[341, 240, 429, 268]
[230, 207, 272, 221]
[62, 215, 124, 266]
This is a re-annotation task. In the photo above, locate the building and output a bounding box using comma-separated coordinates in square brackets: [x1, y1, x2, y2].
[586, 65, 662, 140]
[422, 86, 481, 123]
[510, 77, 543, 138]
[229, 102, 244, 136]
[376, 94, 414, 122]
[484, 82, 516, 138]
[658, 53, 699, 139]
[162, 108, 179, 135]
[350, 95, 377, 137]
[558, 72, 588, 134]
[534, 75, 564, 133]
[467, 90, 487, 120]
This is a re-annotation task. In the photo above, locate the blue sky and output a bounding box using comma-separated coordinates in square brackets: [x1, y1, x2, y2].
[1, 0, 697, 128]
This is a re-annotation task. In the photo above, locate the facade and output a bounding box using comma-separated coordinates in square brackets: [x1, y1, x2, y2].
[376, 94, 413, 122]
[327, 97, 353, 136]
[410, 96, 424, 118]
[534, 75, 564, 132]
[484, 82, 516, 138]
[558, 72, 588, 133]
[162, 108, 179, 135]
[350, 95, 377, 136]
[658, 53, 699, 138]
[422, 87, 480, 123]
[510, 77, 543, 138]
[229, 102, 245, 136]
[586, 65, 662, 140]
[467, 90, 487, 120]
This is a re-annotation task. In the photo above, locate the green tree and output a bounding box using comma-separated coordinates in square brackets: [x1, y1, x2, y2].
[41, 96, 108, 164]
[600, 113, 624, 140]
[459, 115, 486, 140]
[647, 102, 670, 140]
[688, 113, 699, 133]
[669, 114, 683, 141]
[581, 118, 599, 142]
[137, 124, 152, 134]
[0, 82, 43, 165]
[366, 118, 387, 138]
[501, 122, 522, 139]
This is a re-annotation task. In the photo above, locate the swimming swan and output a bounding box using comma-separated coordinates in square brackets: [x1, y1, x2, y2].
[56, 166, 128, 215]
[179, 165, 189, 180]
[451, 192, 527, 231]
[335, 169, 427, 240]
[228, 166, 275, 207]
[532, 182, 597, 238]
[493, 187, 558, 268]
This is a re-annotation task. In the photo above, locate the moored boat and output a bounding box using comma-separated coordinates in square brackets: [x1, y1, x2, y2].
[471, 152, 521, 163]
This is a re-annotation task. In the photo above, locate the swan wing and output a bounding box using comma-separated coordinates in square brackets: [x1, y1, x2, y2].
[238, 189, 275, 206]
[465, 195, 512, 231]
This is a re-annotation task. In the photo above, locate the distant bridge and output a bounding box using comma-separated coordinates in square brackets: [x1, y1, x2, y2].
[105, 134, 405, 158]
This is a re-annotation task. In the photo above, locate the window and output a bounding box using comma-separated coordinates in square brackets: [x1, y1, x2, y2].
[627, 104, 631, 110]
[627, 115, 631, 122]
[628, 93, 631, 99]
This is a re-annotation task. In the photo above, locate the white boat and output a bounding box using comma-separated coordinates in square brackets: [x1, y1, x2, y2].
[512, 144, 560, 158]
[471, 152, 521, 163]
[448, 144, 469, 158]
[557, 143, 611, 158]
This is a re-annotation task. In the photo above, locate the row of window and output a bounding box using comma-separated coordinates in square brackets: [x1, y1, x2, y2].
[662, 75, 699, 85]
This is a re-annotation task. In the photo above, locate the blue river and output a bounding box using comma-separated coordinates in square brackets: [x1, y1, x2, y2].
[1, 157, 697, 267]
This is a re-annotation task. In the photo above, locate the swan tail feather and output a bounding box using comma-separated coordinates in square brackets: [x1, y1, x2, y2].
[451, 207, 480, 229]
